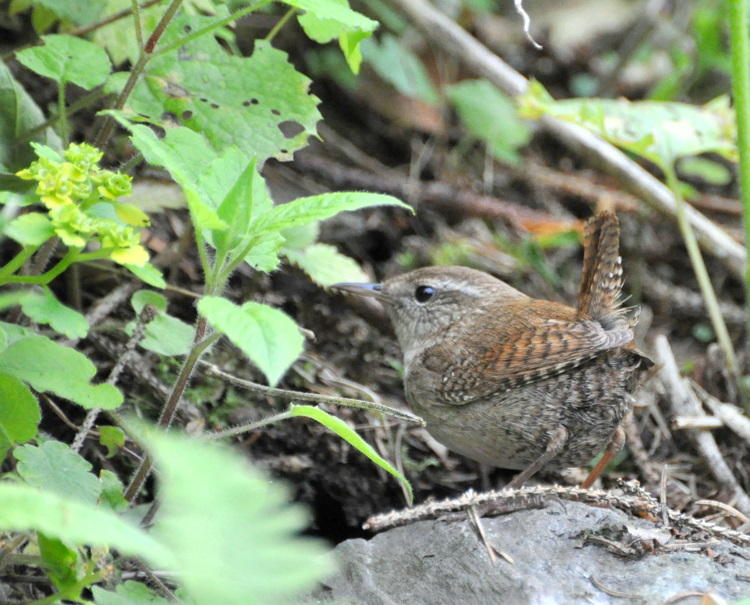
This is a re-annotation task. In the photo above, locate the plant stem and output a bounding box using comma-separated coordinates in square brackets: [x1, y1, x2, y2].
[124, 318, 218, 503]
[664, 164, 739, 380]
[0, 246, 37, 279]
[729, 0, 750, 370]
[266, 7, 297, 42]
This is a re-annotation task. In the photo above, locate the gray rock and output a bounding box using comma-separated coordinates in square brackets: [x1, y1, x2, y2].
[308, 501, 750, 604]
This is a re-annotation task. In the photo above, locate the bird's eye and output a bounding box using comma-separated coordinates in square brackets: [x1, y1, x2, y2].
[414, 285, 435, 303]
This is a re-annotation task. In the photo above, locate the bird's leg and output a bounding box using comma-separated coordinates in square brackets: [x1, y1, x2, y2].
[581, 426, 625, 489]
[505, 426, 568, 489]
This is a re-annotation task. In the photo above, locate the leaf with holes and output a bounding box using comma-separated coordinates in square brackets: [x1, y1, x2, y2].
[123, 12, 321, 164]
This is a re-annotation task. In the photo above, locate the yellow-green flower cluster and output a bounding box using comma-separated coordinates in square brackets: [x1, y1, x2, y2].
[17, 143, 149, 267]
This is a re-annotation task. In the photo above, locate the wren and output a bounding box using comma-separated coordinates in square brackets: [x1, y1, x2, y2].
[334, 211, 651, 488]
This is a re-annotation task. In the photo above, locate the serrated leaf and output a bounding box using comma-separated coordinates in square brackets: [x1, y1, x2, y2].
[5, 212, 55, 246]
[0, 335, 123, 409]
[0, 482, 172, 566]
[0, 373, 40, 457]
[21, 288, 88, 339]
[16, 34, 111, 89]
[290, 405, 412, 502]
[244, 231, 286, 272]
[15, 441, 101, 505]
[198, 297, 303, 386]
[124, 13, 322, 164]
[447, 79, 531, 165]
[112, 119, 227, 232]
[283, 243, 368, 287]
[147, 428, 333, 604]
[252, 191, 411, 233]
[128, 290, 194, 356]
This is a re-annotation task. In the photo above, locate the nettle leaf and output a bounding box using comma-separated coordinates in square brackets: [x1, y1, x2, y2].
[21, 288, 88, 339]
[291, 404, 412, 502]
[16, 34, 111, 89]
[283, 243, 368, 287]
[5, 212, 55, 246]
[124, 12, 322, 164]
[0, 481, 172, 566]
[0, 62, 61, 180]
[0, 373, 40, 458]
[518, 80, 737, 168]
[0, 335, 123, 409]
[115, 120, 226, 232]
[198, 297, 304, 386]
[14, 441, 102, 505]
[447, 79, 531, 165]
[147, 428, 334, 605]
[252, 191, 411, 233]
[244, 231, 286, 272]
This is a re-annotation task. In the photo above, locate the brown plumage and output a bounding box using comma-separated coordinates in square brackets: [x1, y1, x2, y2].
[335, 211, 651, 487]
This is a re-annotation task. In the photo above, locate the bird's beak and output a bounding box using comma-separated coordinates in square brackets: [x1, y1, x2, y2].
[332, 282, 386, 299]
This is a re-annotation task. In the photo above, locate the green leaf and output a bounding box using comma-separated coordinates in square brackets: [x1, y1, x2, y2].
[517, 80, 737, 168]
[113, 119, 226, 232]
[21, 288, 88, 339]
[5, 212, 55, 246]
[0, 481, 172, 565]
[198, 297, 304, 386]
[283, 243, 368, 287]
[291, 405, 413, 502]
[38, 534, 83, 598]
[361, 34, 438, 105]
[15, 441, 101, 505]
[0, 291, 36, 314]
[244, 231, 286, 272]
[99, 470, 128, 512]
[297, 0, 375, 74]
[0, 335, 123, 409]
[0, 373, 40, 457]
[288, 0, 377, 31]
[252, 191, 411, 234]
[131, 290, 167, 313]
[16, 34, 111, 89]
[124, 13, 322, 164]
[92, 581, 169, 605]
[447, 79, 531, 165]
[213, 156, 258, 257]
[31, 0, 103, 25]
[147, 429, 334, 605]
[679, 156, 733, 186]
[123, 262, 167, 288]
[0, 62, 61, 182]
[98, 425, 125, 458]
[129, 290, 194, 356]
